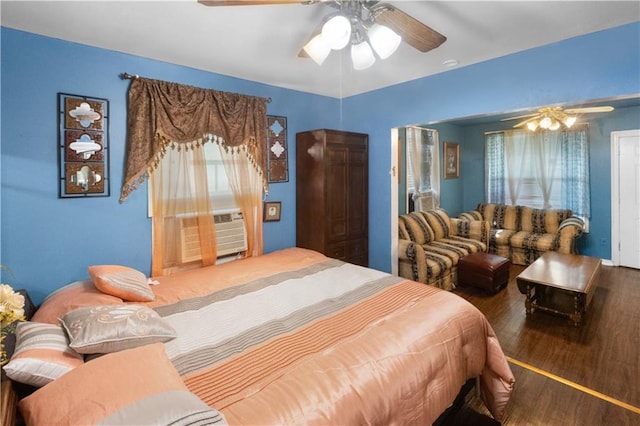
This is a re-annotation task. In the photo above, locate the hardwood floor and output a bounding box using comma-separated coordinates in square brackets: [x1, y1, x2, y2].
[448, 263, 640, 425]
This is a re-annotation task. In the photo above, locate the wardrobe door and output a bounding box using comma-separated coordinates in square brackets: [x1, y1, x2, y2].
[296, 129, 368, 266]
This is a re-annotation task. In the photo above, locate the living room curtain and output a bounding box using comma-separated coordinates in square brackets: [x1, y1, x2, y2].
[485, 132, 505, 203]
[485, 127, 590, 220]
[406, 127, 440, 211]
[120, 76, 269, 202]
[561, 129, 590, 218]
[503, 130, 532, 205]
[531, 131, 562, 209]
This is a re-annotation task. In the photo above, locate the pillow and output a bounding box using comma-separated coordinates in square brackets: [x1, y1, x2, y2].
[31, 280, 124, 324]
[59, 304, 176, 354]
[19, 343, 227, 426]
[88, 265, 156, 302]
[2, 322, 84, 387]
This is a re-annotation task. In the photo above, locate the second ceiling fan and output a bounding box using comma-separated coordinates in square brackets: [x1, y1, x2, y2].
[501, 105, 615, 131]
[198, 0, 447, 70]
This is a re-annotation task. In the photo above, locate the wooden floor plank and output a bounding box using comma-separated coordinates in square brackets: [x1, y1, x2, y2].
[449, 263, 640, 425]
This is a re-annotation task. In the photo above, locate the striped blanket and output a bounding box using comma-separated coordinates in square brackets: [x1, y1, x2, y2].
[145, 247, 514, 424]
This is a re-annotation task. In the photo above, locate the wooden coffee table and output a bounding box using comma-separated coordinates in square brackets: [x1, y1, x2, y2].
[516, 252, 601, 326]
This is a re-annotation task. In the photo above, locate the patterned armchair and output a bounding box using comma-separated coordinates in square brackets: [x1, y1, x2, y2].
[398, 209, 489, 290]
[459, 203, 584, 265]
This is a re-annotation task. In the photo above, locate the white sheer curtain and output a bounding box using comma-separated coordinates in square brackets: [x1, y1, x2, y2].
[149, 140, 216, 276]
[503, 130, 530, 204]
[219, 143, 264, 258]
[406, 127, 439, 211]
[532, 131, 562, 208]
[487, 128, 585, 213]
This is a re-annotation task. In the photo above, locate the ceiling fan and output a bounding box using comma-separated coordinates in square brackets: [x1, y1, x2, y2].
[198, 0, 447, 70]
[501, 105, 615, 131]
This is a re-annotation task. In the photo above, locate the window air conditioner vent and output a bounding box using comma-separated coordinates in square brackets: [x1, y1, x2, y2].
[180, 212, 247, 263]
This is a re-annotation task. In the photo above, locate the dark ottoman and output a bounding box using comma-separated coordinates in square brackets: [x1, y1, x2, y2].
[458, 253, 511, 294]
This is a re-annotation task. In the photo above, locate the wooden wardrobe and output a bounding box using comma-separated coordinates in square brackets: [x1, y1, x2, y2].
[296, 129, 369, 266]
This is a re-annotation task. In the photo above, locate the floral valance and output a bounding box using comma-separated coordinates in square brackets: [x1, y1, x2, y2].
[120, 77, 269, 202]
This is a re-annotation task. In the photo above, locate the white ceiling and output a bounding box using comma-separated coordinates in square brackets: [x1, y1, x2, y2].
[2, 1, 639, 99]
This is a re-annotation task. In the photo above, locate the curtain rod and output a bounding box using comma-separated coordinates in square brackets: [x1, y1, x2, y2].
[120, 72, 272, 103]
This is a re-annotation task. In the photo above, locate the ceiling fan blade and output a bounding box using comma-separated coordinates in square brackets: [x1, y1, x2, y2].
[199, 0, 307, 6]
[500, 113, 540, 122]
[298, 28, 321, 58]
[373, 4, 446, 53]
[513, 116, 539, 128]
[564, 106, 614, 114]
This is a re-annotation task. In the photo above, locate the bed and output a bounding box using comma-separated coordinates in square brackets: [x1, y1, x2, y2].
[6, 247, 514, 425]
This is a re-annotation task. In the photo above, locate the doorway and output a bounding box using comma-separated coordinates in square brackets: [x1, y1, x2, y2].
[611, 129, 640, 269]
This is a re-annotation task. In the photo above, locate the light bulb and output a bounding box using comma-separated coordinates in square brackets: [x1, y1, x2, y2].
[351, 40, 376, 70]
[321, 15, 351, 50]
[303, 34, 331, 65]
[549, 120, 561, 131]
[527, 121, 538, 131]
[564, 116, 577, 128]
[539, 117, 552, 129]
[367, 23, 401, 59]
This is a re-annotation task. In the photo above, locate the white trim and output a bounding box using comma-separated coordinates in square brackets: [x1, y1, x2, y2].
[610, 129, 640, 267]
[601, 259, 614, 267]
[390, 127, 399, 275]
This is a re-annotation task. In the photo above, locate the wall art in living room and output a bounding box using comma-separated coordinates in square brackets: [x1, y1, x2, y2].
[444, 142, 459, 179]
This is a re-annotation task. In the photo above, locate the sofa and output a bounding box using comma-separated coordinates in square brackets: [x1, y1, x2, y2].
[459, 203, 584, 266]
[398, 209, 489, 290]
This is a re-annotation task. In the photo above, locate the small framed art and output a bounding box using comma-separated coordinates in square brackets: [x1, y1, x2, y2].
[263, 201, 282, 222]
[443, 142, 459, 179]
[266, 115, 289, 183]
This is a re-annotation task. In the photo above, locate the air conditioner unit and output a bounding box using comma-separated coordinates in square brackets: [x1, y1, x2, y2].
[180, 212, 247, 263]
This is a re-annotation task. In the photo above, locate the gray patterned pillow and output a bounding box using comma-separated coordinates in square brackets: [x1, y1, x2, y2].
[59, 305, 176, 354]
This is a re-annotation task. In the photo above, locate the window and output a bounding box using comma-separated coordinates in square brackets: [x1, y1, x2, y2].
[406, 127, 440, 212]
[148, 141, 238, 217]
[203, 142, 238, 213]
[485, 127, 590, 229]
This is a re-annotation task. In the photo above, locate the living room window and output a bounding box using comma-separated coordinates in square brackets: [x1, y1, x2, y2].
[485, 127, 590, 229]
[406, 127, 440, 212]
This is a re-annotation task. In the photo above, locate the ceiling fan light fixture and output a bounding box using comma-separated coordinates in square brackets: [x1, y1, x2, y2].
[303, 34, 331, 65]
[548, 120, 561, 131]
[564, 115, 577, 128]
[539, 116, 552, 129]
[527, 121, 539, 131]
[351, 39, 376, 70]
[367, 23, 401, 59]
[321, 14, 352, 50]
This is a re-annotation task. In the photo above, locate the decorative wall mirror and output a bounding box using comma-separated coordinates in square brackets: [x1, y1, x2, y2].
[58, 93, 110, 198]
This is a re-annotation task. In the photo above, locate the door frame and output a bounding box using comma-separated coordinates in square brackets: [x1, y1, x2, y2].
[610, 129, 640, 266]
[390, 127, 399, 275]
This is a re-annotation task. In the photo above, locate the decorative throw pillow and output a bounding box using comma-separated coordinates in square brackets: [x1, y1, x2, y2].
[59, 304, 176, 354]
[88, 265, 156, 302]
[19, 343, 227, 426]
[2, 322, 84, 387]
[31, 279, 124, 324]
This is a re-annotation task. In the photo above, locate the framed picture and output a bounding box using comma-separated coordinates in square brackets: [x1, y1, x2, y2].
[58, 93, 110, 198]
[263, 201, 282, 222]
[266, 115, 289, 183]
[443, 142, 459, 179]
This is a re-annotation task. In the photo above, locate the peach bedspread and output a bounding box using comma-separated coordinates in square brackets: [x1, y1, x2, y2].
[33, 247, 514, 424]
[153, 248, 513, 424]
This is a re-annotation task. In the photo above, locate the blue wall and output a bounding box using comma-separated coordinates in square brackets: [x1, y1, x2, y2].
[1, 28, 339, 304]
[343, 22, 640, 271]
[2, 22, 639, 304]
